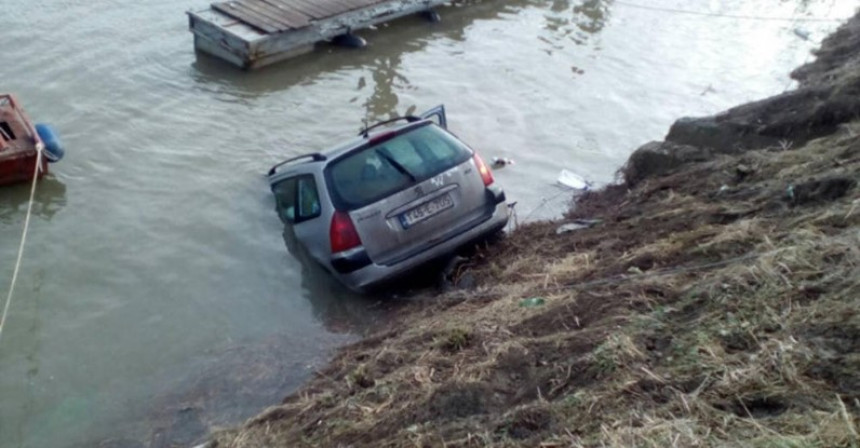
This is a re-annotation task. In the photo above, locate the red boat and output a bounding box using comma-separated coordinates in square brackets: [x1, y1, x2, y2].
[0, 94, 64, 186]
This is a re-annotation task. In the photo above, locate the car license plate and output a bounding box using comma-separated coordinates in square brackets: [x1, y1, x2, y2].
[399, 194, 454, 229]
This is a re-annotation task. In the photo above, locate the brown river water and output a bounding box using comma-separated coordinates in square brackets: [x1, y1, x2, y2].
[0, 0, 853, 446]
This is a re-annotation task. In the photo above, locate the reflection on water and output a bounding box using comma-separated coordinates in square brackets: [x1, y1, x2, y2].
[0, 0, 854, 446]
[189, 0, 542, 102]
[283, 229, 387, 335]
[361, 53, 409, 123]
[541, 0, 610, 52]
[575, 0, 612, 35]
[189, 0, 616, 125]
[138, 329, 352, 448]
[0, 176, 66, 223]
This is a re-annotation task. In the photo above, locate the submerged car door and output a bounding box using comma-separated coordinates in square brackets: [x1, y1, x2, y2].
[334, 124, 490, 266]
[272, 174, 323, 255]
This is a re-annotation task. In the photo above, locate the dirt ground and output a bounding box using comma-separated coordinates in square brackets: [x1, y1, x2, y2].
[209, 14, 860, 448]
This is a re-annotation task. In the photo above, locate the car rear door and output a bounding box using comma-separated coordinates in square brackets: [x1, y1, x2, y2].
[329, 123, 490, 266]
[419, 105, 447, 129]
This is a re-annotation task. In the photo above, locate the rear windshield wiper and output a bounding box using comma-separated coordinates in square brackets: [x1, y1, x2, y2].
[376, 148, 416, 183]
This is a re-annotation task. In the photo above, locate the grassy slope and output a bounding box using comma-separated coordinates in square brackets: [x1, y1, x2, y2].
[212, 17, 860, 448]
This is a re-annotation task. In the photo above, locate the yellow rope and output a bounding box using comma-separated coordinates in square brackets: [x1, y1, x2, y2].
[0, 143, 43, 346]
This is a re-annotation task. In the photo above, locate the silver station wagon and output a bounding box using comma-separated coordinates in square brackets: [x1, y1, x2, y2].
[267, 106, 509, 292]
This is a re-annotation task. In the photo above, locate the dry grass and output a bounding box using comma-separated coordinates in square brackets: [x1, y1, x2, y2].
[211, 124, 860, 448]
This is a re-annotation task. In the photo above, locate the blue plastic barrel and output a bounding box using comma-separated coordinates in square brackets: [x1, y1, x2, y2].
[35, 123, 64, 163]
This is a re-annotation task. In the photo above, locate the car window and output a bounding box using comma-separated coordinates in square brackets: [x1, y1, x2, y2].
[272, 175, 321, 223]
[382, 138, 425, 176]
[327, 124, 472, 210]
[296, 176, 321, 220]
[272, 178, 297, 223]
[418, 132, 462, 161]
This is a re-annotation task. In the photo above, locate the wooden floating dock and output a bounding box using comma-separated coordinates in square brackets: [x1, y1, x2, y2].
[188, 0, 450, 69]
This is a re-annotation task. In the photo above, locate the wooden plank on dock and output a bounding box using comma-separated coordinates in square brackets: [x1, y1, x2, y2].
[253, 0, 322, 21]
[340, 0, 391, 14]
[212, 2, 282, 33]
[189, 0, 452, 69]
[257, 0, 312, 28]
[327, 0, 375, 12]
[254, 0, 311, 28]
[213, 0, 408, 35]
[347, 0, 391, 9]
[284, 0, 338, 20]
[237, 1, 299, 30]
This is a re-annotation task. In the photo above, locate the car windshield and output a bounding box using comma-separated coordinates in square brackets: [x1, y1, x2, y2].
[327, 123, 472, 210]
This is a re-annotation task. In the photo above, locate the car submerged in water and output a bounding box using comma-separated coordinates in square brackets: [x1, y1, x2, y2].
[267, 105, 509, 292]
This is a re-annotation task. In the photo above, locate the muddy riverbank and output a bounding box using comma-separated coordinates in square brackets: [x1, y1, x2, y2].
[1, 1, 855, 447]
[210, 10, 860, 448]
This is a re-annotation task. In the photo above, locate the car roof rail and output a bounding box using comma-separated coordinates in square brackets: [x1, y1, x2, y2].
[359, 115, 421, 137]
[267, 153, 326, 176]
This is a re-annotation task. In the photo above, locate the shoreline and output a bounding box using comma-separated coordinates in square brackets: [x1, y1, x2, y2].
[209, 11, 860, 447]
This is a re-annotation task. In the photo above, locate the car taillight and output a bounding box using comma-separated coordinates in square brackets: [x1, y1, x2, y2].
[473, 153, 494, 186]
[330, 211, 362, 253]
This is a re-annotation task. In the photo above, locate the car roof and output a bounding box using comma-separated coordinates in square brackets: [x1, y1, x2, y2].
[268, 118, 432, 181]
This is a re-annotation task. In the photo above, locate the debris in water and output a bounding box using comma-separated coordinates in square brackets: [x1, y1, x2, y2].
[557, 169, 592, 190]
[492, 157, 515, 168]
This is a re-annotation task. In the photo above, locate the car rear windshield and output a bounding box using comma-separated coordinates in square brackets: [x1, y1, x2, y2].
[326, 123, 472, 210]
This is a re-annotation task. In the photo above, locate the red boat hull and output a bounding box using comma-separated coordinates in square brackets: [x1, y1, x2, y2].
[0, 94, 49, 186]
[0, 152, 48, 186]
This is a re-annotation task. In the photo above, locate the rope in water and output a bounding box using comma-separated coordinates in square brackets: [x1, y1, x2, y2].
[521, 189, 570, 223]
[0, 144, 43, 346]
[614, 0, 850, 22]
